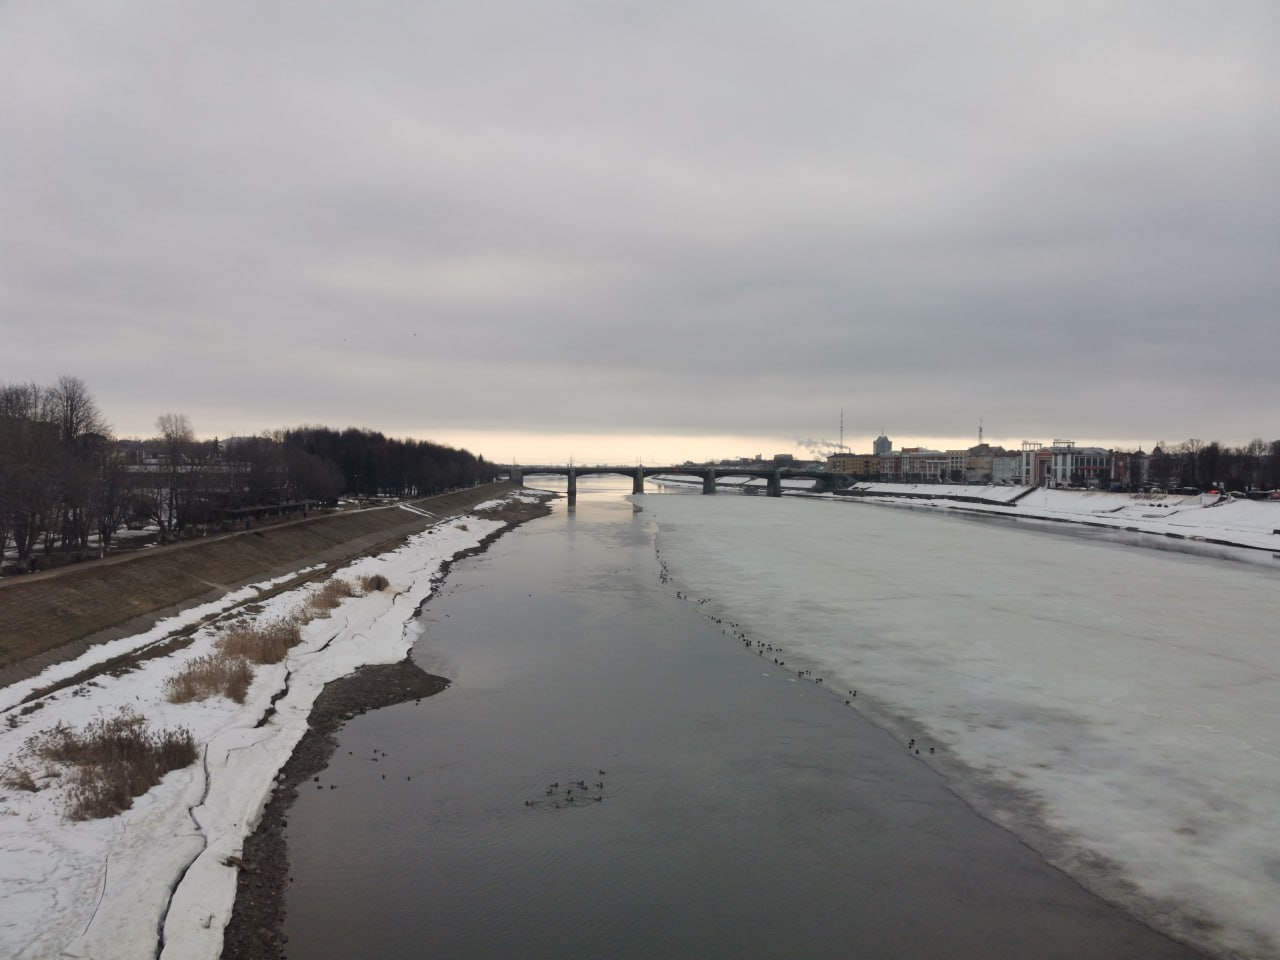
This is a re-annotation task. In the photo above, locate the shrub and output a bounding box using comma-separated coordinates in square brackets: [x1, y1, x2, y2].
[30, 709, 198, 820]
[164, 653, 254, 704]
[217, 618, 302, 664]
[359, 573, 390, 592]
[307, 577, 355, 617]
[1, 765, 38, 792]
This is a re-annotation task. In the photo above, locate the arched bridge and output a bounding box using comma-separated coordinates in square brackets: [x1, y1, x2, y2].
[512, 464, 841, 501]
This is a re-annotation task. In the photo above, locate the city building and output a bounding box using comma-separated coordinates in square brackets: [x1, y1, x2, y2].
[1017, 440, 1148, 488]
[826, 452, 879, 477]
[991, 452, 1023, 484]
[897, 447, 949, 480]
[826, 452, 856, 474]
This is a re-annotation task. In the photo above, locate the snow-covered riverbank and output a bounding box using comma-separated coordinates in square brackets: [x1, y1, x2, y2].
[0, 496, 540, 960]
[839, 483, 1280, 553]
[651, 475, 1280, 554]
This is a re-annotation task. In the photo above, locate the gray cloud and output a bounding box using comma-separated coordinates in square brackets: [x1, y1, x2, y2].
[2, 1, 1278, 455]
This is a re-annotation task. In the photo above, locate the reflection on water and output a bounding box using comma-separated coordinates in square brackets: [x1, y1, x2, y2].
[283, 477, 1206, 960]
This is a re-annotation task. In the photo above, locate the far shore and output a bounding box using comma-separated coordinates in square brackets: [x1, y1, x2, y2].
[645, 475, 1280, 555]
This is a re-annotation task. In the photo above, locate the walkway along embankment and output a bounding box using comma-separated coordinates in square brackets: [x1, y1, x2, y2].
[831, 485, 1026, 507]
[0, 482, 519, 686]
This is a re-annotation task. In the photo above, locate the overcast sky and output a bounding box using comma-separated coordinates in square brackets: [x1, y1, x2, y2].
[2, 1, 1277, 463]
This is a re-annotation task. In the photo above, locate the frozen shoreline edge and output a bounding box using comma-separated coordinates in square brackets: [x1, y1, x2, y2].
[649, 475, 1280, 557]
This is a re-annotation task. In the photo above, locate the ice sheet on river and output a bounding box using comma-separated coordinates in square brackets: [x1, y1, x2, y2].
[638, 492, 1280, 960]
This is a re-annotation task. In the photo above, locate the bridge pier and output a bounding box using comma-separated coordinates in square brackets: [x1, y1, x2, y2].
[767, 470, 782, 497]
[511, 466, 523, 487]
[567, 467, 577, 503]
[633, 467, 644, 495]
[702, 468, 716, 495]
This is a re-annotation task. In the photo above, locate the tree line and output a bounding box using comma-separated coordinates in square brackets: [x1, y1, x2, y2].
[1146, 438, 1280, 492]
[0, 376, 499, 571]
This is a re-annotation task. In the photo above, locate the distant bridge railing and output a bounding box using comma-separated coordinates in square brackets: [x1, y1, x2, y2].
[512, 464, 844, 500]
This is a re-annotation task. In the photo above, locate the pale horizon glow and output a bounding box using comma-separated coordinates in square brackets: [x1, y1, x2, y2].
[420, 431, 1174, 465]
[121, 424, 1176, 466]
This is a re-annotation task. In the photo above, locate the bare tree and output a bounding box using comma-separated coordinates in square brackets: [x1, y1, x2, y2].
[1197, 441, 1223, 490]
[49, 375, 109, 446]
[235, 435, 287, 509]
[284, 447, 343, 506]
[1243, 438, 1268, 490]
[1267, 440, 1280, 490]
[46, 377, 112, 558]
[1176, 438, 1203, 487]
[0, 382, 58, 566]
[152, 413, 196, 541]
[156, 413, 194, 448]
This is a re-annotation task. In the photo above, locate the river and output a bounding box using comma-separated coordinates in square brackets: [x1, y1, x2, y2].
[280, 476, 1276, 959]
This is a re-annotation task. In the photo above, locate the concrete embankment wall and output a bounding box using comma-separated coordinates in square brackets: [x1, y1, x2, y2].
[0, 483, 517, 682]
[831, 485, 1028, 507]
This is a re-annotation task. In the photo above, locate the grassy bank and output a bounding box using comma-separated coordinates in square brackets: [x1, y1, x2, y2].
[0, 483, 520, 683]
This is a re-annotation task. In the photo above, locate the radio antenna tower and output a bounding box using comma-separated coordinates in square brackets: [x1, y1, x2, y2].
[979, 418, 984, 445]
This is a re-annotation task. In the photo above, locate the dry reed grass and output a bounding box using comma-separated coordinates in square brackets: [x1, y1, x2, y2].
[295, 577, 357, 622]
[164, 653, 254, 704]
[30, 709, 198, 820]
[216, 618, 302, 664]
[1, 765, 39, 792]
[359, 573, 390, 592]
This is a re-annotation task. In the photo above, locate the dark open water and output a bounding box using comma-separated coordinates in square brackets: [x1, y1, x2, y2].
[281, 477, 1205, 959]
